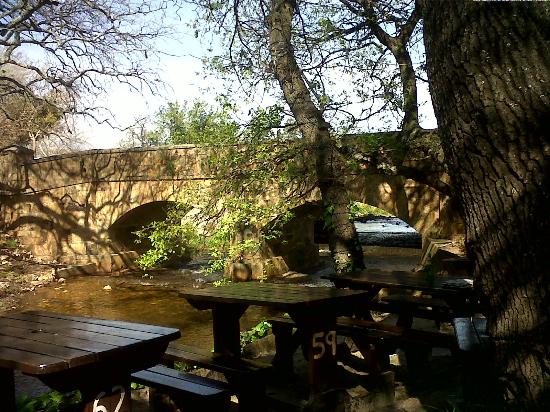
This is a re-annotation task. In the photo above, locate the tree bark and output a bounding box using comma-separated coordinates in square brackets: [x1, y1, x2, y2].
[268, 0, 364, 273]
[421, 1, 549, 409]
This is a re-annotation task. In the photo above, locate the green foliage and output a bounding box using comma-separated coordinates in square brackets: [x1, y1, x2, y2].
[17, 390, 82, 412]
[348, 202, 392, 220]
[321, 204, 335, 230]
[203, 200, 292, 274]
[1, 239, 19, 249]
[134, 204, 202, 269]
[133, 101, 309, 273]
[141, 100, 239, 147]
[212, 277, 232, 287]
[240, 320, 272, 350]
[174, 361, 198, 373]
[130, 382, 145, 390]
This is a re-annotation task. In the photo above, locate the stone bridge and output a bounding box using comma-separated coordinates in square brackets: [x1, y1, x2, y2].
[0, 144, 459, 272]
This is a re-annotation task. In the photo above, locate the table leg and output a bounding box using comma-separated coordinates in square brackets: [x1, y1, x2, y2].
[212, 303, 248, 356]
[290, 313, 337, 395]
[1, 367, 15, 412]
[340, 284, 381, 321]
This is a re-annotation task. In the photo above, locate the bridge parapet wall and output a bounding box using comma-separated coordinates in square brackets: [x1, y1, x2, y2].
[24, 145, 211, 192]
[0, 145, 34, 192]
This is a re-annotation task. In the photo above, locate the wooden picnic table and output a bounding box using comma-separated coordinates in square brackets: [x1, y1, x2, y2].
[179, 282, 370, 395]
[323, 269, 477, 324]
[0, 310, 180, 412]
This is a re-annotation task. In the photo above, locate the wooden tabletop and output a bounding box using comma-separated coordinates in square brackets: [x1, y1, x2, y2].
[323, 269, 473, 295]
[179, 283, 370, 311]
[0, 310, 181, 375]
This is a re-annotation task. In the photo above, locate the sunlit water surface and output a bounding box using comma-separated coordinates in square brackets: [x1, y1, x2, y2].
[17, 273, 277, 349]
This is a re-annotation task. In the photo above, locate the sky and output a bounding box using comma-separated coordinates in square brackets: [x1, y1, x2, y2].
[78, 16, 222, 149]
[75, 6, 437, 150]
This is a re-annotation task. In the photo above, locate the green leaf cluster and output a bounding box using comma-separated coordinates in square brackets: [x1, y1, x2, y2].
[17, 390, 82, 412]
[141, 101, 239, 147]
[240, 320, 272, 350]
[348, 202, 392, 220]
[134, 204, 202, 269]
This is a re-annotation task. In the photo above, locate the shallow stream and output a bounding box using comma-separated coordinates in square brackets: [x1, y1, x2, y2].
[17, 251, 419, 351]
[17, 218, 421, 349]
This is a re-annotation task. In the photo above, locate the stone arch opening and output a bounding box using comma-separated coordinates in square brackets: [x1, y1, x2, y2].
[108, 201, 175, 253]
[314, 202, 422, 249]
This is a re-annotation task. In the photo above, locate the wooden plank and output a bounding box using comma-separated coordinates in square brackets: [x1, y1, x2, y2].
[0, 319, 141, 347]
[163, 343, 270, 375]
[180, 284, 368, 310]
[381, 295, 450, 308]
[144, 365, 229, 390]
[0, 346, 67, 374]
[131, 367, 229, 398]
[0, 336, 94, 368]
[5, 312, 168, 341]
[324, 270, 472, 295]
[0, 325, 118, 353]
[25, 310, 179, 335]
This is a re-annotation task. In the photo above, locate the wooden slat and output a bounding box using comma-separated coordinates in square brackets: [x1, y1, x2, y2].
[25, 310, 179, 335]
[0, 325, 118, 353]
[5, 312, 168, 341]
[269, 316, 455, 348]
[180, 283, 368, 310]
[144, 365, 229, 390]
[324, 270, 472, 295]
[0, 336, 94, 368]
[131, 366, 229, 398]
[381, 295, 450, 308]
[0, 346, 67, 374]
[163, 343, 271, 375]
[0, 318, 140, 347]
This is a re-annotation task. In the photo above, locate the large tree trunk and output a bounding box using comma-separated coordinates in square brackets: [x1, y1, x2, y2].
[421, 1, 549, 409]
[268, 0, 364, 273]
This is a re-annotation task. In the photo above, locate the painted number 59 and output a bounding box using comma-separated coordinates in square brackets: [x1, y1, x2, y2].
[312, 330, 337, 360]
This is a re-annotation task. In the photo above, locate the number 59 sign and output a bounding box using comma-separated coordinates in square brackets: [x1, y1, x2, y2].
[312, 330, 337, 360]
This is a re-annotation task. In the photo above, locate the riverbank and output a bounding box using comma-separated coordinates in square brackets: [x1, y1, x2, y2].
[0, 234, 59, 313]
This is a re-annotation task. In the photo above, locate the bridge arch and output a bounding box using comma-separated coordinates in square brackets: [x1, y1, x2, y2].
[108, 201, 176, 253]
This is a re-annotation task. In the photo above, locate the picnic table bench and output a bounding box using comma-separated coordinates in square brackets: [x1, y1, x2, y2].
[162, 341, 272, 376]
[157, 341, 272, 410]
[270, 316, 455, 374]
[323, 269, 477, 327]
[452, 317, 491, 403]
[131, 364, 231, 411]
